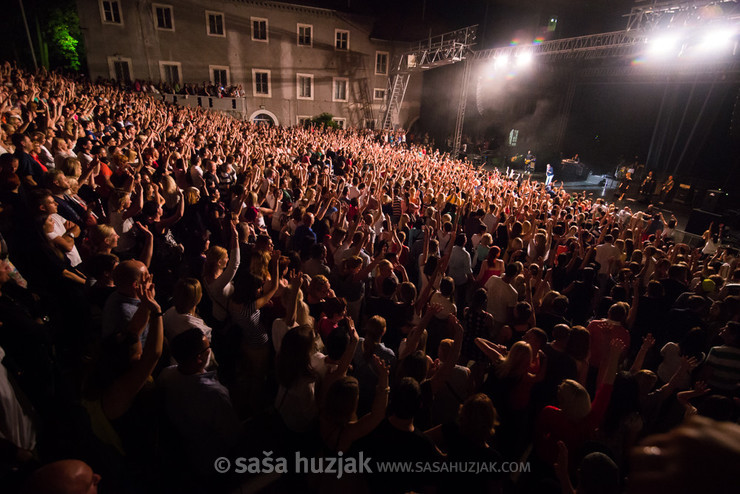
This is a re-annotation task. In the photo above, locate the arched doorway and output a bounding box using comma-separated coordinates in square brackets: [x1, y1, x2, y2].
[248, 109, 279, 126]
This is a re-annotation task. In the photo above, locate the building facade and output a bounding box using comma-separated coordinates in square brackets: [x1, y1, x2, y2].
[77, 0, 421, 128]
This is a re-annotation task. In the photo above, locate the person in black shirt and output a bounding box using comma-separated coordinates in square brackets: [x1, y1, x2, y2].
[353, 377, 443, 493]
[11, 133, 43, 187]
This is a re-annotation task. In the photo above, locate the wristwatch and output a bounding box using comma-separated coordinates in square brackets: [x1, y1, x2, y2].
[66, 231, 76, 239]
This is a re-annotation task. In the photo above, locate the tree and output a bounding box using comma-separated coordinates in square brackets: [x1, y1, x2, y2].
[310, 113, 339, 129]
[46, 7, 83, 71]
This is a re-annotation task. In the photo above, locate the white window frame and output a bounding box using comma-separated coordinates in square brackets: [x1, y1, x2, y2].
[153, 3, 175, 32]
[252, 69, 272, 98]
[333, 117, 346, 129]
[297, 23, 313, 47]
[297, 115, 312, 126]
[158, 61, 182, 85]
[296, 73, 314, 100]
[251, 17, 269, 42]
[373, 88, 385, 101]
[205, 10, 225, 37]
[375, 51, 389, 75]
[107, 56, 133, 81]
[335, 29, 350, 51]
[332, 77, 349, 102]
[99, 0, 123, 26]
[209, 65, 230, 86]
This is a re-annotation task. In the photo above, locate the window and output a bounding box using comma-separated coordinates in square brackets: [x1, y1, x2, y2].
[333, 118, 346, 129]
[252, 17, 268, 42]
[333, 78, 348, 102]
[335, 29, 349, 51]
[210, 65, 230, 87]
[296, 74, 313, 100]
[154, 4, 174, 31]
[364, 119, 376, 130]
[373, 88, 385, 101]
[108, 56, 132, 82]
[297, 115, 312, 127]
[100, 0, 122, 25]
[159, 61, 182, 85]
[297, 24, 312, 46]
[252, 69, 271, 97]
[206, 11, 225, 37]
[375, 51, 389, 75]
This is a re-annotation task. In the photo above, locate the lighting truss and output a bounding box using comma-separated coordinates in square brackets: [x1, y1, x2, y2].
[380, 25, 478, 130]
[471, 31, 649, 63]
[625, 0, 740, 32]
[395, 25, 479, 73]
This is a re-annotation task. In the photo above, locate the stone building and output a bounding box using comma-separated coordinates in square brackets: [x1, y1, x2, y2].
[76, 0, 421, 128]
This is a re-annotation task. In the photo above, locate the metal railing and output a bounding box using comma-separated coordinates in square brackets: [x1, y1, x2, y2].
[161, 93, 247, 117]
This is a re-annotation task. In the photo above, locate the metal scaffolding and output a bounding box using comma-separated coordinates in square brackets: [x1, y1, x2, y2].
[450, 2, 740, 157]
[380, 25, 478, 130]
[625, 0, 740, 32]
[471, 30, 648, 63]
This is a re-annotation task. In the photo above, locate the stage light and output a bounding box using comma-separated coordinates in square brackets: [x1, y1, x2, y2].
[647, 34, 681, 56]
[516, 51, 533, 67]
[698, 27, 735, 52]
[494, 54, 509, 70]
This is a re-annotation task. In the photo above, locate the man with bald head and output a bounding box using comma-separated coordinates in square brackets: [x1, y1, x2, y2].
[102, 260, 153, 343]
[23, 459, 100, 494]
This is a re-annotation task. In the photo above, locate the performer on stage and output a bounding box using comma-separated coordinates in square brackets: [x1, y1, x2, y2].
[660, 175, 675, 203]
[545, 163, 554, 186]
[640, 171, 656, 201]
[525, 150, 536, 174]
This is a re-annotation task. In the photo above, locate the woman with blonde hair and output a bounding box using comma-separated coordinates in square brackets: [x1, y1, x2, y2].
[59, 157, 82, 179]
[87, 224, 120, 256]
[162, 277, 212, 342]
[535, 339, 625, 467]
[159, 175, 180, 213]
[475, 339, 546, 456]
[202, 223, 240, 327]
[272, 274, 316, 353]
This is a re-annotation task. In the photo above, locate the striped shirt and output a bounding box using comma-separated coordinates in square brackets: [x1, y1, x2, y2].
[705, 345, 740, 392]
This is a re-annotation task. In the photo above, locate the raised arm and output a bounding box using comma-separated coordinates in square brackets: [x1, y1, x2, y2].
[102, 275, 164, 420]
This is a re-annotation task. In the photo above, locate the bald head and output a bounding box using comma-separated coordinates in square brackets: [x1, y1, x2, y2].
[24, 460, 100, 494]
[112, 260, 147, 297]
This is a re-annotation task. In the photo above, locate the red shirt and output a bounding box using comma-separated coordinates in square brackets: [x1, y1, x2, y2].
[535, 383, 614, 466]
[586, 319, 630, 368]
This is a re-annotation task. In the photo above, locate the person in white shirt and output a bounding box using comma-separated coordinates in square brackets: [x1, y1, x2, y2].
[37, 190, 82, 267]
[594, 234, 622, 286]
[162, 278, 212, 343]
[485, 264, 519, 328]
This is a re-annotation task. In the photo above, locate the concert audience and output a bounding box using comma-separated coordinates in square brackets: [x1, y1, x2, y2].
[0, 62, 739, 494]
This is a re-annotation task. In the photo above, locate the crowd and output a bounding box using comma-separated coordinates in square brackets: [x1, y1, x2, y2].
[95, 77, 246, 99]
[1, 61, 740, 494]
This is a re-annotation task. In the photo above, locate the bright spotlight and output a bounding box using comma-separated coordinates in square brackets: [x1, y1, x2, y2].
[494, 54, 509, 69]
[699, 28, 735, 51]
[516, 51, 533, 67]
[647, 35, 681, 56]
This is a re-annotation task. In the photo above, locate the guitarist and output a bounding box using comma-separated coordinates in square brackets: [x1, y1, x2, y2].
[525, 150, 536, 174]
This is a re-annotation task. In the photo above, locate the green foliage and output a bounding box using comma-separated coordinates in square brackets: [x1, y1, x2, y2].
[47, 7, 82, 71]
[310, 112, 339, 129]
